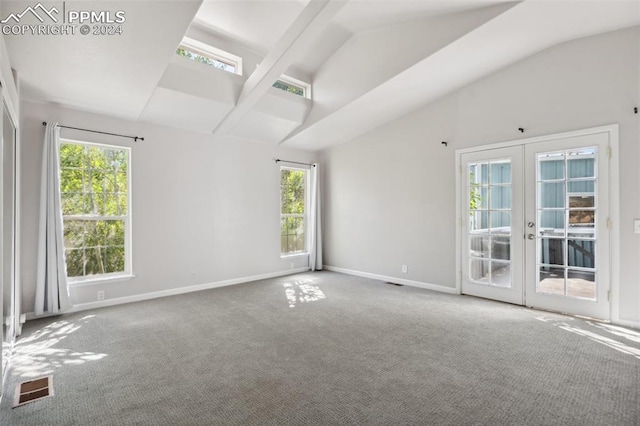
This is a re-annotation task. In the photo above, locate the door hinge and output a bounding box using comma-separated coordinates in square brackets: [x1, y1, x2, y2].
[459, 217, 463, 228]
[607, 218, 612, 230]
[460, 270, 463, 283]
[607, 146, 612, 159]
[607, 290, 611, 302]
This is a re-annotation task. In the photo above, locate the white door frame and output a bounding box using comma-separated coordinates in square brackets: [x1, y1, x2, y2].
[0, 48, 21, 399]
[0, 42, 21, 340]
[455, 124, 620, 321]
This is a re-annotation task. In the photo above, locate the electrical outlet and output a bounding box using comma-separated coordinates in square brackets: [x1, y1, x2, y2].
[401, 265, 408, 274]
[97, 291, 105, 301]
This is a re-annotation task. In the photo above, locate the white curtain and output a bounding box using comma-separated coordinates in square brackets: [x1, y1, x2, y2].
[309, 163, 323, 271]
[35, 122, 72, 315]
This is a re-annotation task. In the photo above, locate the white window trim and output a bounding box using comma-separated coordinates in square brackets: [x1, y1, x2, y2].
[275, 75, 312, 99]
[180, 36, 243, 76]
[68, 273, 135, 287]
[60, 138, 133, 285]
[280, 165, 310, 257]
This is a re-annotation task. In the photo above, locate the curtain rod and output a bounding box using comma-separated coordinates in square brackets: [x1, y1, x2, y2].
[42, 121, 144, 142]
[275, 159, 316, 167]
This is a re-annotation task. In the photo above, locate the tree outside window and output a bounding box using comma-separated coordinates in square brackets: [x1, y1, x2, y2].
[280, 168, 307, 254]
[59, 141, 130, 279]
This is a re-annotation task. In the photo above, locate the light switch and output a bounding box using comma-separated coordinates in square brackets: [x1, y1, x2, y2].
[634, 220, 640, 234]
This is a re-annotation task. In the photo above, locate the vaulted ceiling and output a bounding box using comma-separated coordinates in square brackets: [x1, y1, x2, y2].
[4, 0, 640, 150]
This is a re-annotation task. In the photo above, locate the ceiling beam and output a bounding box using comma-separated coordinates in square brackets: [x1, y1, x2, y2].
[280, 0, 640, 150]
[212, 0, 346, 137]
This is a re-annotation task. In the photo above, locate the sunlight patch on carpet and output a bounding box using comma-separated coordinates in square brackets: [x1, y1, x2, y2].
[535, 315, 640, 359]
[12, 316, 108, 378]
[283, 279, 326, 308]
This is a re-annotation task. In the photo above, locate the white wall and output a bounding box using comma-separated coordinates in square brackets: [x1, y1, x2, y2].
[322, 27, 640, 325]
[20, 100, 316, 311]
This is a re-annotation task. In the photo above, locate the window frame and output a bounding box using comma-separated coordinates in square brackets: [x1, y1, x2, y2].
[273, 75, 312, 99]
[280, 165, 310, 257]
[59, 138, 133, 285]
[178, 36, 243, 76]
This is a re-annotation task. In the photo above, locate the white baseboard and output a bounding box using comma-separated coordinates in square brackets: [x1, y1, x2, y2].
[25, 265, 637, 331]
[611, 317, 640, 330]
[324, 265, 458, 295]
[26, 267, 310, 320]
[325, 267, 640, 329]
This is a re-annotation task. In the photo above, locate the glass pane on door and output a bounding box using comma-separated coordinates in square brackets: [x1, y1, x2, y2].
[536, 148, 597, 301]
[467, 159, 512, 287]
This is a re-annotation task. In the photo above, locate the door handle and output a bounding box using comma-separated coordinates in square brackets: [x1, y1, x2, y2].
[528, 222, 535, 228]
[527, 234, 535, 240]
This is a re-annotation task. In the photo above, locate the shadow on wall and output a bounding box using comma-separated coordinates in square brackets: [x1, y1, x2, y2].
[11, 315, 108, 378]
[283, 279, 326, 308]
[536, 315, 640, 359]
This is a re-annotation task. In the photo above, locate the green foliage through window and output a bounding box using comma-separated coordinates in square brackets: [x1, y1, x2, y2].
[469, 171, 482, 212]
[59, 142, 129, 279]
[281, 169, 306, 254]
[176, 47, 236, 74]
[273, 80, 305, 97]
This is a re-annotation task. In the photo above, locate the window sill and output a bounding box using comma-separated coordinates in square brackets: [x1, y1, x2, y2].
[69, 273, 135, 287]
[280, 253, 309, 259]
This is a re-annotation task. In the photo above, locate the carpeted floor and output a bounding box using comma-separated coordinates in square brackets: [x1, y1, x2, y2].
[1, 271, 638, 425]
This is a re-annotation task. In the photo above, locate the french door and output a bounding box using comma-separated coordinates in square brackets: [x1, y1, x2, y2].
[460, 130, 611, 320]
[461, 146, 524, 305]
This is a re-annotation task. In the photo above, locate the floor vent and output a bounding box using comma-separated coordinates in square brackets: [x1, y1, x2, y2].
[13, 376, 53, 408]
[385, 282, 404, 286]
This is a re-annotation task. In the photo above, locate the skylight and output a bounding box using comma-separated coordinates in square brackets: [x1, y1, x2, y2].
[273, 75, 311, 99]
[176, 47, 236, 74]
[176, 37, 243, 76]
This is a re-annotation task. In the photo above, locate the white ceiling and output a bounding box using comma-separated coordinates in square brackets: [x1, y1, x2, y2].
[194, 0, 308, 54]
[333, 0, 509, 33]
[4, 0, 202, 119]
[4, 0, 640, 150]
[193, 0, 508, 54]
[284, 0, 640, 149]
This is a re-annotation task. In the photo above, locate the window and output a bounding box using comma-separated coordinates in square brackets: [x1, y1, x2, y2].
[176, 37, 243, 76]
[468, 159, 512, 286]
[59, 140, 131, 281]
[280, 167, 308, 255]
[273, 75, 311, 99]
[176, 47, 236, 73]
